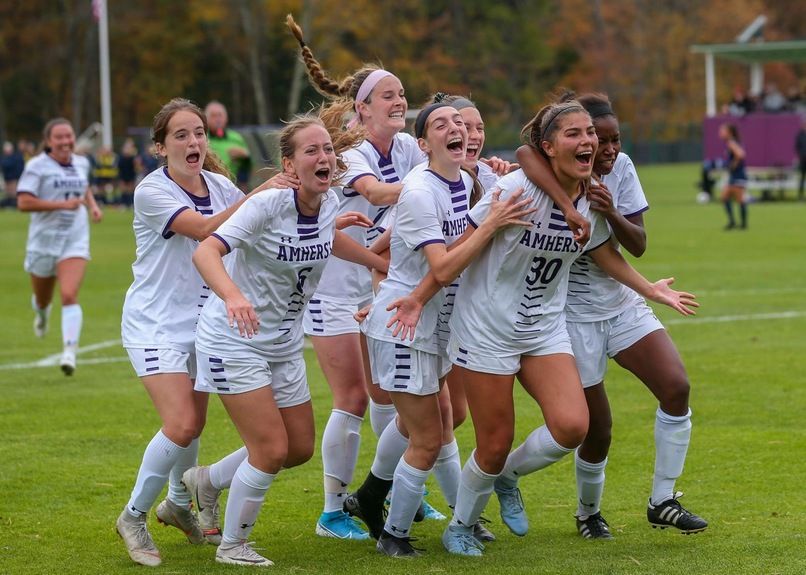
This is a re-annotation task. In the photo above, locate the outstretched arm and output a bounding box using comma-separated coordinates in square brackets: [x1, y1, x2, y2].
[589, 243, 698, 316]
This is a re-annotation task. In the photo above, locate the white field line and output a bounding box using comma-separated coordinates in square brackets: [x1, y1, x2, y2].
[696, 287, 806, 297]
[0, 337, 314, 371]
[665, 310, 806, 326]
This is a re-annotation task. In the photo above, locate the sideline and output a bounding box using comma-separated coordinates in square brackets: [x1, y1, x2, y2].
[665, 310, 806, 326]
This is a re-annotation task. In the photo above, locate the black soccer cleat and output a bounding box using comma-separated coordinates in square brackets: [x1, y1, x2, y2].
[376, 530, 423, 558]
[576, 512, 613, 540]
[647, 492, 708, 534]
[343, 492, 386, 540]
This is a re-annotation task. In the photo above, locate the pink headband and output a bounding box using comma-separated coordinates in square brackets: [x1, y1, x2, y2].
[350, 70, 394, 126]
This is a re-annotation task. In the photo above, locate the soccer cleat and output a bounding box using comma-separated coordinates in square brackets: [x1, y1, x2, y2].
[576, 512, 613, 540]
[60, 349, 76, 376]
[315, 510, 370, 540]
[216, 540, 274, 567]
[647, 492, 708, 534]
[116, 508, 162, 567]
[376, 530, 423, 558]
[472, 518, 496, 542]
[155, 498, 205, 544]
[343, 492, 386, 540]
[495, 485, 529, 536]
[442, 524, 484, 556]
[33, 312, 49, 338]
[420, 498, 446, 521]
[181, 466, 222, 544]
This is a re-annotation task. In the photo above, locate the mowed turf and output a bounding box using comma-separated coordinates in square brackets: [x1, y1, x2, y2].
[0, 163, 804, 574]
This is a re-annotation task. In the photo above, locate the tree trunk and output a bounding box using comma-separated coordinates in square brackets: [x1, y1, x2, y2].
[238, 0, 269, 125]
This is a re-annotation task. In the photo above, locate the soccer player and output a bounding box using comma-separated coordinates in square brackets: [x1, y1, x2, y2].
[189, 110, 387, 567]
[719, 123, 748, 230]
[385, 99, 697, 556]
[517, 92, 708, 538]
[16, 118, 103, 376]
[343, 103, 535, 557]
[287, 14, 448, 533]
[116, 98, 294, 567]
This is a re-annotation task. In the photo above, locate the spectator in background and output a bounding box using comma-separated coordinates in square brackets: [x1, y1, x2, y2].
[796, 117, 806, 201]
[762, 83, 786, 113]
[139, 144, 160, 179]
[93, 145, 119, 204]
[728, 87, 753, 116]
[205, 101, 252, 193]
[2, 141, 26, 206]
[118, 138, 138, 207]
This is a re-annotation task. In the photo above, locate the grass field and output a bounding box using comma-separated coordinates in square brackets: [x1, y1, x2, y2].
[1, 163, 805, 574]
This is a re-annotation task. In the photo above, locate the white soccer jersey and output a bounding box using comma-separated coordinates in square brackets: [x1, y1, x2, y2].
[449, 170, 611, 355]
[196, 188, 339, 361]
[121, 168, 243, 350]
[342, 133, 426, 244]
[308, 134, 426, 305]
[475, 161, 499, 194]
[363, 167, 473, 353]
[565, 153, 650, 322]
[18, 153, 91, 256]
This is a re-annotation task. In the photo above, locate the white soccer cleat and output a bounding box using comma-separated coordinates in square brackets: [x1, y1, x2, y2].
[33, 313, 49, 338]
[181, 466, 222, 544]
[60, 349, 76, 376]
[216, 540, 274, 567]
[155, 498, 205, 544]
[116, 508, 162, 567]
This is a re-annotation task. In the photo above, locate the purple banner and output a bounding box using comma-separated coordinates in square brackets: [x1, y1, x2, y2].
[703, 113, 801, 168]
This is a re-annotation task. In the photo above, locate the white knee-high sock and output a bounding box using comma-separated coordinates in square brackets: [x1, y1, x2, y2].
[385, 458, 431, 538]
[127, 430, 187, 516]
[322, 409, 363, 513]
[209, 446, 249, 490]
[168, 437, 199, 508]
[575, 452, 607, 518]
[433, 439, 461, 509]
[452, 451, 498, 528]
[652, 408, 692, 505]
[369, 400, 397, 438]
[370, 419, 409, 481]
[222, 460, 275, 544]
[498, 425, 573, 489]
[61, 303, 82, 350]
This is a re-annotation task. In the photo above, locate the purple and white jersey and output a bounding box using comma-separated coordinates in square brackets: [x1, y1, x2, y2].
[308, 133, 425, 305]
[565, 153, 649, 322]
[342, 133, 426, 244]
[196, 188, 339, 361]
[363, 167, 473, 354]
[18, 152, 90, 256]
[121, 168, 242, 350]
[475, 161, 499, 194]
[449, 170, 610, 355]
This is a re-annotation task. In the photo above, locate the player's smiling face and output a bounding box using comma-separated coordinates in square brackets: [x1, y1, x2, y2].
[359, 75, 407, 137]
[542, 111, 597, 184]
[283, 124, 336, 196]
[460, 107, 485, 170]
[159, 110, 208, 177]
[420, 107, 467, 171]
[593, 115, 620, 176]
[46, 123, 75, 164]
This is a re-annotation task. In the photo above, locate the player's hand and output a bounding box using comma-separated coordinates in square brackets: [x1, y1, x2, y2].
[225, 293, 260, 338]
[647, 278, 699, 316]
[63, 198, 83, 210]
[484, 187, 536, 230]
[562, 207, 590, 245]
[258, 171, 300, 192]
[90, 204, 103, 222]
[481, 156, 520, 176]
[588, 181, 616, 216]
[386, 295, 423, 341]
[354, 304, 372, 324]
[337, 211, 373, 230]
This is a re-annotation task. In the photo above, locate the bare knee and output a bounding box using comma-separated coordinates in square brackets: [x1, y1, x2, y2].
[61, 293, 79, 306]
[163, 417, 202, 447]
[475, 430, 514, 474]
[284, 437, 315, 469]
[408, 429, 443, 469]
[335, 385, 369, 417]
[451, 403, 468, 430]
[655, 374, 690, 414]
[249, 440, 288, 473]
[549, 416, 589, 450]
[581, 416, 612, 457]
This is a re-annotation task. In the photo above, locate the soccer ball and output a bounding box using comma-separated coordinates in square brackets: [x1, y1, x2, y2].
[696, 192, 711, 205]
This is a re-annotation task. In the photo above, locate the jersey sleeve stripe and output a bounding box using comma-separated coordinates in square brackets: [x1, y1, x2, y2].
[347, 172, 377, 187]
[584, 235, 612, 253]
[465, 214, 478, 228]
[623, 205, 650, 218]
[210, 233, 232, 254]
[414, 238, 446, 251]
[162, 206, 190, 239]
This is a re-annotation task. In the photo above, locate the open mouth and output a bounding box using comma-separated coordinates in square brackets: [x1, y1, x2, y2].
[389, 111, 404, 120]
[466, 144, 479, 159]
[447, 137, 464, 153]
[186, 152, 201, 165]
[575, 151, 593, 166]
[314, 167, 331, 182]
